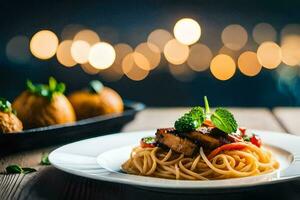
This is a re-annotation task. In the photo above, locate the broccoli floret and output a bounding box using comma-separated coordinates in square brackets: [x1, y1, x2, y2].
[210, 108, 237, 134]
[174, 107, 204, 132]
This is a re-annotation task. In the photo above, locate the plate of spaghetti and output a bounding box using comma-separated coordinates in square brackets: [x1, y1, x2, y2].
[49, 97, 300, 192]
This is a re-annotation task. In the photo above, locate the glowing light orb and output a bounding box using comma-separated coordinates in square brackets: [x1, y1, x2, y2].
[56, 40, 77, 67]
[237, 51, 262, 76]
[147, 29, 173, 52]
[71, 40, 90, 64]
[187, 43, 212, 71]
[74, 29, 100, 45]
[210, 54, 236, 80]
[221, 24, 248, 51]
[135, 42, 161, 70]
[88, 42, 116, 69]
[122, 53, 149, 81]
[173, 18, 201, 45]
[257, 42, 282, 69]
[164, 39, 189, 65]
[30, 30, 59, 59]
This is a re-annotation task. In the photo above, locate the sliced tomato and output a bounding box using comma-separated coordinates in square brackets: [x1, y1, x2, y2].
[207, 143, 247, 160]
[250, 135, 262, 147]
[140, 137, 156, 148]
[239, 127, 247, 136]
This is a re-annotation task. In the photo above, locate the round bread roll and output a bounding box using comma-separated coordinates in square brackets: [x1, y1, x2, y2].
[68, 85, 124, 120]
[0, 111, 23, 133]
[13, 91, 76, 129]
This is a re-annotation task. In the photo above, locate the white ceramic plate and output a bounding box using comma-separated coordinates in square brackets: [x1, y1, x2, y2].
[49, 130, 300, 192]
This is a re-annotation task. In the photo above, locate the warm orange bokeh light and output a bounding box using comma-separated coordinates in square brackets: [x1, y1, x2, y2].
[73, 29, 100, 45]
[164, 39, 189, 65]
[252, 23, 277, 44]
[88, 42, 116, 69]
[147, 29, 173, 52]
[56, 40, 77, 67]
[71, 40, 90, 64]
[210, 54, 236, 80]
[122, 53, 149, 81]
[281, 35, 300, 66]
[221, 24, 248, 51]
[257, 42, 282, 69]
[30, 30, 59, 59]
[173, 18, 201, 45]
[238, 51, 262, 76]
[187, 43, 212, 71]
[135, 42, 161, 70]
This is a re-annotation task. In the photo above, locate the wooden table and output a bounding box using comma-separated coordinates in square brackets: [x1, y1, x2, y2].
[1, 108, 300, 200]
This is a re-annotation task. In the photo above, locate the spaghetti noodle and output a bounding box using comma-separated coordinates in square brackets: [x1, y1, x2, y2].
[121, 142, 279, 180]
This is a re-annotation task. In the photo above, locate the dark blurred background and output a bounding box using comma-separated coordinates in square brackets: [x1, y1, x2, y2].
[1, 0, 300, 107]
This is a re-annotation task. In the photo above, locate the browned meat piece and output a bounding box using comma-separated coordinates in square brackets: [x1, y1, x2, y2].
[155, 128, 197, 156]
[180, 127, 230, 149]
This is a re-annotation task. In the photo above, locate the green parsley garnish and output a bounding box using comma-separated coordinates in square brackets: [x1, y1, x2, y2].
[26, 77, 66, 101]
[174, 106, 205, 132]
[6, 164, 36, 174]
[40, 153, 51, 165]
[142, 137, 156, 144]
[0, 98, 14, 113]
[88, 80, 103, 94]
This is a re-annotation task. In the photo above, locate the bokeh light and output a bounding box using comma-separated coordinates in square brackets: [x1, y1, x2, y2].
[135, 42, 161, 70]
[6, 35, 30, 64]
[147, 29, 173, 52]
[221, 24, 248, 50]
[237, 51, 262, 76]
[173, 18, 201, 45]
[56, 40, 77, 67]
[122, 53, 149, 81]
[210, 54, 236, 80]
[187, 43, 212, 71]
[71, 40, 90, 64]
[252, 23, 277, 44]
[169, 63, 196, 82]
[73, 29, 100, 45]
[81, 62, 100, 74]
[30, 30, 59, 59]
[281, 35, 300, 66]
[99, 43, 133, 81]
[164, 39, 189, 65]
[257, 41, 282, 69]
[88, 42, 116, 69]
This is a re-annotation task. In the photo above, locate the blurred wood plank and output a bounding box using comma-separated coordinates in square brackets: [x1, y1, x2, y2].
[273, 107, 300, 135]
[0, 108, 286, 200]
[123, 108, 284, 132]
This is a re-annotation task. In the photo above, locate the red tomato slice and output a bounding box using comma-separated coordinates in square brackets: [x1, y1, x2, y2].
[140, 137, 156, 148]
[250, 135, 262, 147]
[207, 143, 247, 160]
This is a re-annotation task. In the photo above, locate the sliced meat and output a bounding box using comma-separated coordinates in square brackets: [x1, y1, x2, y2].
[155, 128, 197, 156]
[179, 127, 230, 149]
